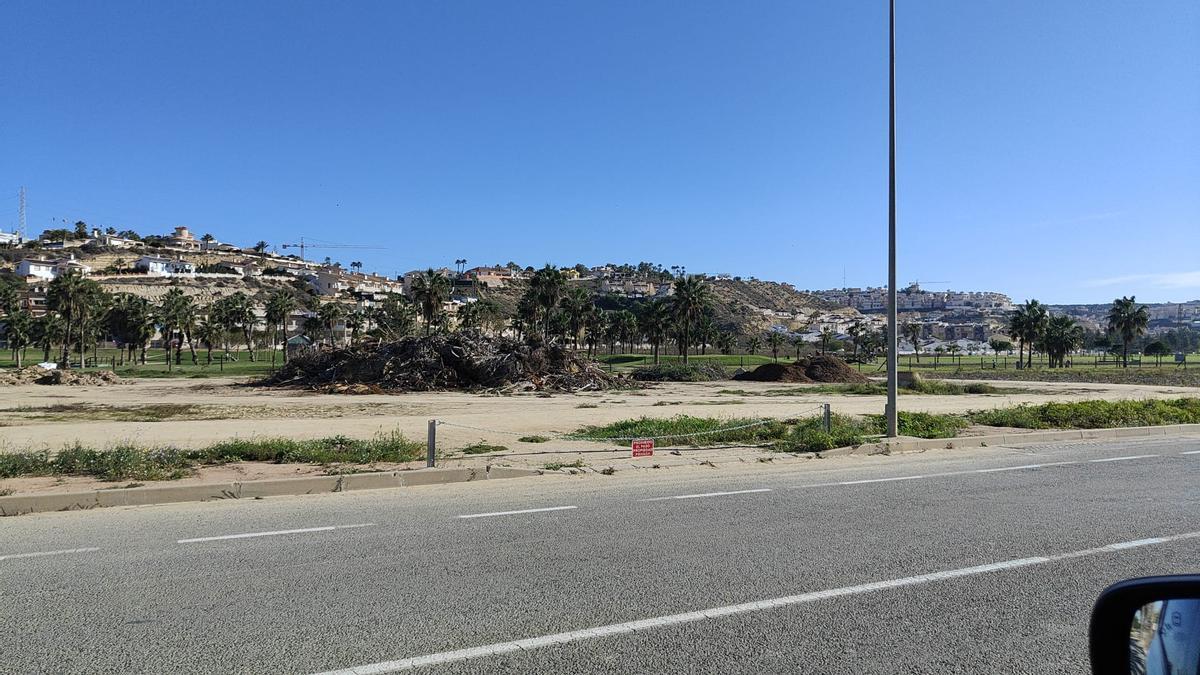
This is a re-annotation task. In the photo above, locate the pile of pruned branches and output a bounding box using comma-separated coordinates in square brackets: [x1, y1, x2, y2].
[259, 332, 632, 393]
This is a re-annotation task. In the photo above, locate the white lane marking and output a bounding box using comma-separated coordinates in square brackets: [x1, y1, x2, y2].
[640, 488, 772, 502]
[840, 475, 926, 485]
[312, 530, 1200, 674]
[457, 506, 577, 519]
[1089, 454, 1159, 463]
[0, 547, 100, 562]
[1181, 450, 1200, 455]
[974, 461, 1078, 474]
[177, 523, 374, 544]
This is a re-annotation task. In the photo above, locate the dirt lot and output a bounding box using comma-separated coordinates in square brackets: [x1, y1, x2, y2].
[4, 376, 1198, 452]
[2, 376, 1198, 496]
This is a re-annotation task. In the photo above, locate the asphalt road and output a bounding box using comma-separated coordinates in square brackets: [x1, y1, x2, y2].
[3, 435, 1199, 674]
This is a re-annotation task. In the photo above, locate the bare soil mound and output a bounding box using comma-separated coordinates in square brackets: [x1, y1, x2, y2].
[259, 333, 631, 393]
[0, 366, 125, 386]
[733, 355, 869, 384]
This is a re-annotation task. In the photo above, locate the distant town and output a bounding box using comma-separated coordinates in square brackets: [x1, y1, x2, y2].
[1, 221, 1198, 360]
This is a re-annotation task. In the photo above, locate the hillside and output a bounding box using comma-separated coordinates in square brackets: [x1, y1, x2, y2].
[492, 277, 844, 336]
[707, 278, 848, 335]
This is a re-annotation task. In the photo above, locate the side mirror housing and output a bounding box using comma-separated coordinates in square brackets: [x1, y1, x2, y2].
[1091, 575, 1200, 674]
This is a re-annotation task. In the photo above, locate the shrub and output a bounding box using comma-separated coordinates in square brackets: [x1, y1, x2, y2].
[460, 441, 508, 455]
[775, 414, 867, 453]
[572, 415, 786, 446]
[863, 411, 969, 439]
[970, 398, 1200, 430]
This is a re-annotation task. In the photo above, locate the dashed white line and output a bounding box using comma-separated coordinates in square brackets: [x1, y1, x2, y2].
[177, 523, 374, 544]
[1089, 454, 1159, 463]
[310, 530, 1200, 674]
[641, 488, 772, 502]
[457, 506, 577, 519]
[1181, 450, 1200, 455]
[974, 461, 1078, 474]
[0, 547, 100, 562]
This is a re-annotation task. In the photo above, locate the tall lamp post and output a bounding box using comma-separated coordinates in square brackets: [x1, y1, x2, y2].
[885, 0, 899, 438]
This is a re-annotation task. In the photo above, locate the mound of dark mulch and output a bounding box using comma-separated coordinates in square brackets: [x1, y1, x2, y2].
[733, 355, 869, 384]
[732, 362, 812, 383]
[258, 332, 632, 393]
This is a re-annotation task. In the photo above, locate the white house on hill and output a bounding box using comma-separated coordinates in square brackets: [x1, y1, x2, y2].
[16, 257, 92, 280]
[135, 255, 196, 276]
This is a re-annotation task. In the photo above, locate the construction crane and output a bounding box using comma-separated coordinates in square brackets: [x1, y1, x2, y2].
[279, 236, 383, 262]
[907, 279, 950, 291]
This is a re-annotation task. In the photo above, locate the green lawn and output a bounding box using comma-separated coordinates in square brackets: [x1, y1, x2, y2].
[0, 347, 283, 379]
[596, 353, 783, 372]
[854, 353, 1200, 373]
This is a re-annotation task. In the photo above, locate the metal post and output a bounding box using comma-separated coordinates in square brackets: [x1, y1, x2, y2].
[885, 0, 899, 438]
[427, 419, 437, 467]
[823, 403, 832, 434]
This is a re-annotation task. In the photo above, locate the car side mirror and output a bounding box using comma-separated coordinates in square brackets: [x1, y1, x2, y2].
[1090, 575, 1200, 674]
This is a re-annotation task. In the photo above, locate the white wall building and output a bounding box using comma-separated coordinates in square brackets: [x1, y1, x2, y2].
[135, 256, 197, 276]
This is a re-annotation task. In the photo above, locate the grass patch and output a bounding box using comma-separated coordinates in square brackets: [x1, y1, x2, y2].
[576, 403, 599, 409]
[864, 411, 970, 439]
[460, 441, 508, 455]
[774, 414, 869, 453]
[571, 415, 787, 447]
[969, 398, 1200, 430]
[719, 382, 1010, 396]
[0, 431, 426, 481]
[518, 435, 550, 443]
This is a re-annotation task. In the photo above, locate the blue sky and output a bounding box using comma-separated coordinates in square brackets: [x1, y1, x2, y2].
[4, 1, 1198, 303]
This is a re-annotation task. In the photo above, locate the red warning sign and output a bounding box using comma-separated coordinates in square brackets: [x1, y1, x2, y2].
[631, 438, 654, 457]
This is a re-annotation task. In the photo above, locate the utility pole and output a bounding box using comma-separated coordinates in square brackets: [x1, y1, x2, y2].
[885, 0, 899, 438]
[18, 186, 26, 240]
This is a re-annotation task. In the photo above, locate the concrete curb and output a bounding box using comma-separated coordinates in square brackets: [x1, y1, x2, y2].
[822, 423, 1200, 457]
[0, 465, 543, 517]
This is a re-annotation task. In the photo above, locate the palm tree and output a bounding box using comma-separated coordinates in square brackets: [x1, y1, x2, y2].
[370, 294, 417, 341]
[1008, 299, 1048, 368]
[46, 270, 100, 368]
[529, 265, 566, 339]
[670, 275, 713, 364]
[614, 310, 639, 354]
[1106, 296, 1149, 368]
[638, 299, 671, 363]
[766, 332, 784, 362]
[317, 302, 347, 346]
[791, 334, 806, 359]
[107, 293, 154, 364]
[218, 292, 257, 360]
[158, 288, 195, 370]
[717, 331, 736, 356]
[847, 320, 866, 361]
[584, 311, 605, 357]
[559, 286, 594, 349]
[193, 317, 221, 365]
[745, 335, 761, 356]
[901, 321, 922, 362]
[819, 326, 837, 354]
[410, 269, 451, 335]
[696, 315, 718, 356]
[32, 313, 65, 364]
[1041, 314, 1083, 368]
[265, 292, 297, 367]
[4, 308, 33, 367]
[253, 240, 269, 256]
